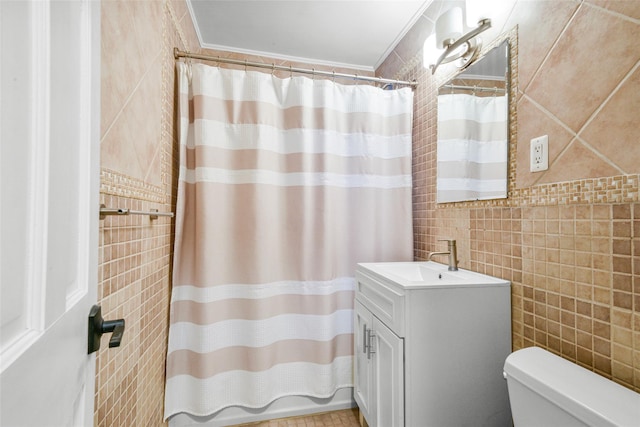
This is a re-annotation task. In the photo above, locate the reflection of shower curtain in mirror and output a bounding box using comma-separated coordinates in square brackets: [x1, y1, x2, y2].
[164, 63, 414, 419]
[436, 93, 508, 203]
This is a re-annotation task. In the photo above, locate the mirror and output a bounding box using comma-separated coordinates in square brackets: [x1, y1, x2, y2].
[436, 40, 510, 203]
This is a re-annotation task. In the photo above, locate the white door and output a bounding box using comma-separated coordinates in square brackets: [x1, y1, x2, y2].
[0, 1, 101, 426]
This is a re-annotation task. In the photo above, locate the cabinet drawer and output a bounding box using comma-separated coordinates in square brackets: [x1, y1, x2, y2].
[355, 270, 405, 337]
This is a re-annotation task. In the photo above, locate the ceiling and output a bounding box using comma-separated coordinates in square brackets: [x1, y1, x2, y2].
[187, 0, 432, 72]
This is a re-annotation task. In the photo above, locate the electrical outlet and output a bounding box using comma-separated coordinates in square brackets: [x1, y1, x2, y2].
[530, 135, 549, 172]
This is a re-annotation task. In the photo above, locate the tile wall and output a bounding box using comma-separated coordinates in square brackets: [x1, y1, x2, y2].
[377, 0, 640, 391]
[96, 1, 372, 425]
[95, 0, 199, 425]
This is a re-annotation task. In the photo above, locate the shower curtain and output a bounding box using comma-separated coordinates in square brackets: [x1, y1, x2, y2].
[165, 63, 414, 419]
[436, 93, 508, 203]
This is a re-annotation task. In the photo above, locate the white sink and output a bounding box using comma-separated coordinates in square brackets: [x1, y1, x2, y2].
[357, 261, 509, 289]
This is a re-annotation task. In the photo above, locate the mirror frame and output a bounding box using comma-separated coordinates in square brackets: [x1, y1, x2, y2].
[434, 27, 518, 207]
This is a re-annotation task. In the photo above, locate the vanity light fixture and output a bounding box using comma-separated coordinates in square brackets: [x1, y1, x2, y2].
[423, 1, 492, 74]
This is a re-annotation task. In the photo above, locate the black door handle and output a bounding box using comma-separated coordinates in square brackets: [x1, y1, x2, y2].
[88, 304, 125, 354]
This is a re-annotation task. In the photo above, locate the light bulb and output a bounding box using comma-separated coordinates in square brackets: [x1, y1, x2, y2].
[423, 34, 443, 69]
[436, 7, 463, 48]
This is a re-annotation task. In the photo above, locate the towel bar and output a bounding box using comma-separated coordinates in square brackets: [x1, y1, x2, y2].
[99, 204, 174, 220]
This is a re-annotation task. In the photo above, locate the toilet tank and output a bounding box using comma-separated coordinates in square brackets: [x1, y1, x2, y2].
[503, 347, 640, 427]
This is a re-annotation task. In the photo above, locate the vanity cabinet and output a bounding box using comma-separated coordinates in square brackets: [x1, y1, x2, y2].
[354, 262, 512, 427]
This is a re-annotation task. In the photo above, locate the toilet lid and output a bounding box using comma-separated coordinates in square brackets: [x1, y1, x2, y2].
[503, 347, 640, 427]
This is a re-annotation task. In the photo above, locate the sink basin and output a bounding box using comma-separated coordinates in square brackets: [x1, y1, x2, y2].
[376, 263, 462, 282]
[357, 261, 509, 289]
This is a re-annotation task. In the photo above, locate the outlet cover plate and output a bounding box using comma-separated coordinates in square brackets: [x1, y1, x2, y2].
[530, 135, 549, 172]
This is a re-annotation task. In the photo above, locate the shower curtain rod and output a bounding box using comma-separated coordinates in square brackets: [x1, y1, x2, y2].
[440, 84, 506, 94]
[174, 48, 418, 87]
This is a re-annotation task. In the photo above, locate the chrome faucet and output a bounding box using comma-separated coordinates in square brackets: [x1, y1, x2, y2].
[428, 239, 458, 271]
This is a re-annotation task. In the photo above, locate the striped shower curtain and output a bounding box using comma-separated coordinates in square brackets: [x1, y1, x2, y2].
[164, 63, 413, 419]
[436, 93, 508, 203]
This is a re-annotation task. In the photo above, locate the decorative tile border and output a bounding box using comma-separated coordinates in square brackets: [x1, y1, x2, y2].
[100, 169, 165, 203]
[517, 174, 640, 206]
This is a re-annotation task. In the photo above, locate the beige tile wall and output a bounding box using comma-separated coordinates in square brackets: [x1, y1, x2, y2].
[378, 0, 640, 391]
[95, 0, 199, 425]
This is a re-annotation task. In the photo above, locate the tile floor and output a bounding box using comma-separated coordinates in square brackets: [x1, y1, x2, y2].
[232, 409, 361, 427]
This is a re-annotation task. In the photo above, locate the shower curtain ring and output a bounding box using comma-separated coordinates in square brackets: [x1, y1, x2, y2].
[183, 51, 193, 81]
[186, 61, 193, 82]
[332, 71, 336, 82]
[312, 68, 315, 80]
[244, 59, 248, 72]
[289, 65, 292, 78]
[272, 63, 275, 75]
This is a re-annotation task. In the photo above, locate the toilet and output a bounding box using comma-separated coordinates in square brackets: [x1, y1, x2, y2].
[503, 347, 640, 427]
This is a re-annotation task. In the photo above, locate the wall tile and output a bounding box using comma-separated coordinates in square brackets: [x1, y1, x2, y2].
[525, 4, 640, 133]
[505, 0, 580, 89]
[538, 139, 621, 184]
[172, 0, 189, 22]
[587, 0, 640, 21]
[515, 96, 575, 188]
[101, 55, 163, 183]
[376, 51, 407, 81]
[580, 66, 640, 174]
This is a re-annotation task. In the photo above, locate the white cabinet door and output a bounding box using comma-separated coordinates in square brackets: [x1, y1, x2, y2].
[372, 316, 404, 427]
[354, 300, 405, 427]
[354, 300, 373, 423]
[0, 1, 100, 425]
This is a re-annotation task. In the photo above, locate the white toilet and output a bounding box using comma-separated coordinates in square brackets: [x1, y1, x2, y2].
[503, 347, 640, 427]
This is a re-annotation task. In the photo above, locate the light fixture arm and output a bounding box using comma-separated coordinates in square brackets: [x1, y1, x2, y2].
[430, 18, 492, 74]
